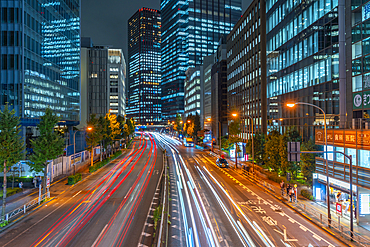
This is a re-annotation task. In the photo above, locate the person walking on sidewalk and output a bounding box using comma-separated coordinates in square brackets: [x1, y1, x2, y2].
[286, 184, 291, 199]
[19, 181, 23, 192]
[280, 180, 285, 196]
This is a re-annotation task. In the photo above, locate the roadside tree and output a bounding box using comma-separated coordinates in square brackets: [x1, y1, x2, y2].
[0, 105, 25, 220]
[30, 108, 64, 194]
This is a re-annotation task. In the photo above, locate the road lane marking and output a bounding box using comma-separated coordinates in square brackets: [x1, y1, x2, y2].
[91, 224, 108, 247]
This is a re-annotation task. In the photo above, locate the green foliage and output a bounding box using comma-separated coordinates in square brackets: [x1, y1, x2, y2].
[86, 114, 101, 150]
[153, 204, 162, 230]
[30, 108, 64, 194]
[266, 172, 287, 184]
[67, 173, 82, 185]
[0, 187, 22, 198]
[279, 126, 302, 177]
[301, 189, 314, 200]
[174, 113, 182, 133]
[0, 220, 8, 227]
[246, 131, 265, 164]
[263, 130, 281, 171]
[193, 112, 201, 138]
[300, 139, 319, 186]
[0, 177, 33, 183]
[228, 117, 242, 151]
[89, 151, 121, 173]
[0, 105, 25, 219]
[221, 136, 230, 150]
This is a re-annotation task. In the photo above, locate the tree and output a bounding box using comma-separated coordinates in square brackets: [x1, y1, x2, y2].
[229, 117, 242, 167]
[187, 123, 194, 137]
[107, 113, 120, 153]
[174, 113, 182, 133]
[0, 105, 25, 220]
[301, 139, 319, 186]
[193, 112, 201, 139]
[246, 131, 265, 164]
[30, 108, 64, 194]
[280, 126, 302, 178]
[263, 130, 281, 172]
[221, 136, 230, 150]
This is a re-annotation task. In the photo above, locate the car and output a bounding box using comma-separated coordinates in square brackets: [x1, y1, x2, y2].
[216, 158, 229, 168]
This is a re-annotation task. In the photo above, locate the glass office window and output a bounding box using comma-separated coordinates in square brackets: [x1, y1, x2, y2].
[359, 149, 370, 168]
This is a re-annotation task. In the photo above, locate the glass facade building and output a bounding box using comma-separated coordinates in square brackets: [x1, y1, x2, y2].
[227, 0, 267, 138]
[127, 8, 161, 125]
[0, 0, 80, 132]
[266, 0, 342, 140]
[184, 67, 201, 117]
[161, 0, 242, 121]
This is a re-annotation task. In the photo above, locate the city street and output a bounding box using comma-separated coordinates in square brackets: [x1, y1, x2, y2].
[0, 134, 163, 247]
[155, 134, 345, 247]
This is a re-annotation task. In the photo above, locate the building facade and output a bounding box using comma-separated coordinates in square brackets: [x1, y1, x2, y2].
[0, 0, 80, 144]
[266, 0, 346, 140]
[184, 67, 201, 117]
[227, 0, 267, 140]
[211, 39, 229, 144]
[127, 8, 161, 125]
[80, 39, 126, 127]
[161, 0, 242, 121]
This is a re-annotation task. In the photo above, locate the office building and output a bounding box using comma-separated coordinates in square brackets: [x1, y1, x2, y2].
[127, 8, 161, 125]
[266, 0, 345, 139]
[161, 0, 242, 121]
[0, 0, 80, 146]
[184, 67, 201, 117]
[227, 0, 267, 139]
[80, 38, 126, 126]
[211, 38, 229, 143]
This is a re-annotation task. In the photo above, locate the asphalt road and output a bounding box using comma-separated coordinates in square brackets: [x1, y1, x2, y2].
[0, 134, 163, 247]
[155, 134, 345, 247]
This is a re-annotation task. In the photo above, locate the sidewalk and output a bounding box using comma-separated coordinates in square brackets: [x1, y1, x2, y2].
[208, 150, 370, 246]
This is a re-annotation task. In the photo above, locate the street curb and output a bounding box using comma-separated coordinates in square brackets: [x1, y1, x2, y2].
[237, 170, 354, 247]
[0, 197, 56, 234]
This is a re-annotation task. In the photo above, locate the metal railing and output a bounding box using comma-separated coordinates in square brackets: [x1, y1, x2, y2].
[241, 170, 370, 246]
[0, 192, 50, 224]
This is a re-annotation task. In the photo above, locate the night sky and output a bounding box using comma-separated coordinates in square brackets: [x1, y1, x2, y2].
[81, 0, 253, 62]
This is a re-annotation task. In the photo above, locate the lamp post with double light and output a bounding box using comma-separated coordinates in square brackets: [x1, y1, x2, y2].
[287, 102, 332, 227]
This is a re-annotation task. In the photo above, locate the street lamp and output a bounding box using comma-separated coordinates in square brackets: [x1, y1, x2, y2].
[72, 128, 89, 175]
[245, 115, 254, 178]
[187, 120, 191, 123]
[86, 127, 94, 167]
[231, 113, 240, 168]
[287, 102, 333, 227]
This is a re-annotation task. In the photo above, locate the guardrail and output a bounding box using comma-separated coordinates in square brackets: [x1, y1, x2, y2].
[0, 192, 50, 224]
[241, 170, 370, 246]
[157, 149, 169, 247]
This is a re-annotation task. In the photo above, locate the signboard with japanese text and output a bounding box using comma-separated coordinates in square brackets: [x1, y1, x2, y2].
[353, 92, 363, 109]
[315, 129, 370, 151]
[363, 90, 370, 109]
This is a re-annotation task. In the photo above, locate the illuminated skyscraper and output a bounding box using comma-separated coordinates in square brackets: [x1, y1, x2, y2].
[127, 8, 161, 125]
[161, 0, 242, 121]
[0, 0, 80, 145]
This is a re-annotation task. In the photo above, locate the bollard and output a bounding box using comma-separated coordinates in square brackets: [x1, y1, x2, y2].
[304, 204, 306, 213]
[320, 213, 322, 224]
[24, 204, 26, 214]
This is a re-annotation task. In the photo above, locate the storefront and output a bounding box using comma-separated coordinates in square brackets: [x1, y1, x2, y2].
[312, 173, 370, 226]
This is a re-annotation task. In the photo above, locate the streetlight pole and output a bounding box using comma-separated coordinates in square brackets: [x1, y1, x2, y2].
[246, 116, 254, 177]
[287, 102, 331, 227]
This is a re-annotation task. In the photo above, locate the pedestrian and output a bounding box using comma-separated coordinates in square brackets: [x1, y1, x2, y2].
[19, 181, 23, 192]
[286, 184, 291, 198]
[33, 177, 37, 188]
[280, 180, 285, 196]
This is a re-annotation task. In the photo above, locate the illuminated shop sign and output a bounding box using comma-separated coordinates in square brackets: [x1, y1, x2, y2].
[315, 129, 370, 151]
[360, 194, 370, 215]
[315, 173, 357, 192]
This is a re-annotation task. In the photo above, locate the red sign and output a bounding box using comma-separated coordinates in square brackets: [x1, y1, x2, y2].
[336, 203, 342, 216]
[221, 154, 225, 159]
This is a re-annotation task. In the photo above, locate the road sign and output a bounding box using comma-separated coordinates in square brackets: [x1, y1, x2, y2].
[288, 142, 300, 162]
[46, 177, 50, 188]
[336, 202, 343, 216]
[287, 172, 291, 182]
